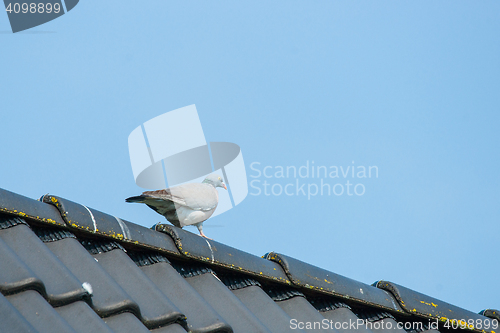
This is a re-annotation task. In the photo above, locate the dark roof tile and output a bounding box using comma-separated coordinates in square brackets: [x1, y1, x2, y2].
[122, 220, 181, 256]
[154, 223, 215, 261]
[232, 285, 300, 333]
[0, 292, 37, 333]
[0, 236, 44, 296]
[0, 221, 89, 306]
[55, 300, 114, 333]
[88, 244, 185, 328]
[104, 312, 151, 333]
[6, 290, 77, 333]
[275, 295, 333, 333]
[41, 235, 140, 318]
[184, 269, 272, 332]
[41, 194, 110, 234]
[135, 256, 232, 333]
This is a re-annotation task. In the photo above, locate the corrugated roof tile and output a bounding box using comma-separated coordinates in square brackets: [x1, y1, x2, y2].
[134, 253, 233, 333]
[6, 290, 77, 333]
[55, 300, 114, 333]
[232, 285, 302, 333]
[104, 312, 151, 333]
[85, 240, 185, 329]
[0, 292, 37, 333]
[40, 233, 141, 318]
[0, 220, 89, 306]
[275, 295, 334, 333]
[0, 236, 44, 296]
[182, 266, 272, 332]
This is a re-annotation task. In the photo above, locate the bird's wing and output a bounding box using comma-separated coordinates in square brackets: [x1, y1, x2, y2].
[142, 183, 218, 212]
[170, 183, 219, 211]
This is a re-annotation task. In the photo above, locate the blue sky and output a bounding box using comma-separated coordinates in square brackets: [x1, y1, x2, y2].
[1, 1, 499, 313]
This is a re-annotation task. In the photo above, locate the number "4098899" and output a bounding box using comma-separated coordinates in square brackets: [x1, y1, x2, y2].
[5, 2, 61, 14]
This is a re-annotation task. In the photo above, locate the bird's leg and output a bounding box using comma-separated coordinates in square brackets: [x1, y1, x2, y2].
[195, 223, 212, 240]
[200, 230, 211, 239]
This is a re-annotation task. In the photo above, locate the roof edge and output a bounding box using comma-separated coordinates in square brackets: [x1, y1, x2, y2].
[480, 309, 500, 322]
[265, 252, 405, 314]
[0, 189, 65, 227]
[41, 195, 181, 257]
[375, 280, 496, 333]
[154, 223, 291, 285]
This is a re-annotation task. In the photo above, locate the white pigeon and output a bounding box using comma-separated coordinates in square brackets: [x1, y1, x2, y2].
[126, 174, 227, 238]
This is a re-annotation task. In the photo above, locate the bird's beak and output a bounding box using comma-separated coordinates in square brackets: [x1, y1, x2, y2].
[222, 183, 227, 190]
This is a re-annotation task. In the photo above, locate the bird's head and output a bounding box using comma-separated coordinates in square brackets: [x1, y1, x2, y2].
[203, 174, 227, 190]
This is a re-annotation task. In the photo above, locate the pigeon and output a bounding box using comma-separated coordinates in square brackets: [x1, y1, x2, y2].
[126, 174, 227, 238]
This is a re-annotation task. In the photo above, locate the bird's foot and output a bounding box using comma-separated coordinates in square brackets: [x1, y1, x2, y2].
[199, 232, 212, 240]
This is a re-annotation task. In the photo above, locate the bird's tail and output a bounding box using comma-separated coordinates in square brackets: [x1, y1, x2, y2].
[125, 195, 145, 203]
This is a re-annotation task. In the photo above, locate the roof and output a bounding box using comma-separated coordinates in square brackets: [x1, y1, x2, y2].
[0, 187, 498, 333]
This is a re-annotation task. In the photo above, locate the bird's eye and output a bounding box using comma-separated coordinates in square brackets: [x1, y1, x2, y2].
[218, 177, 221, 180]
